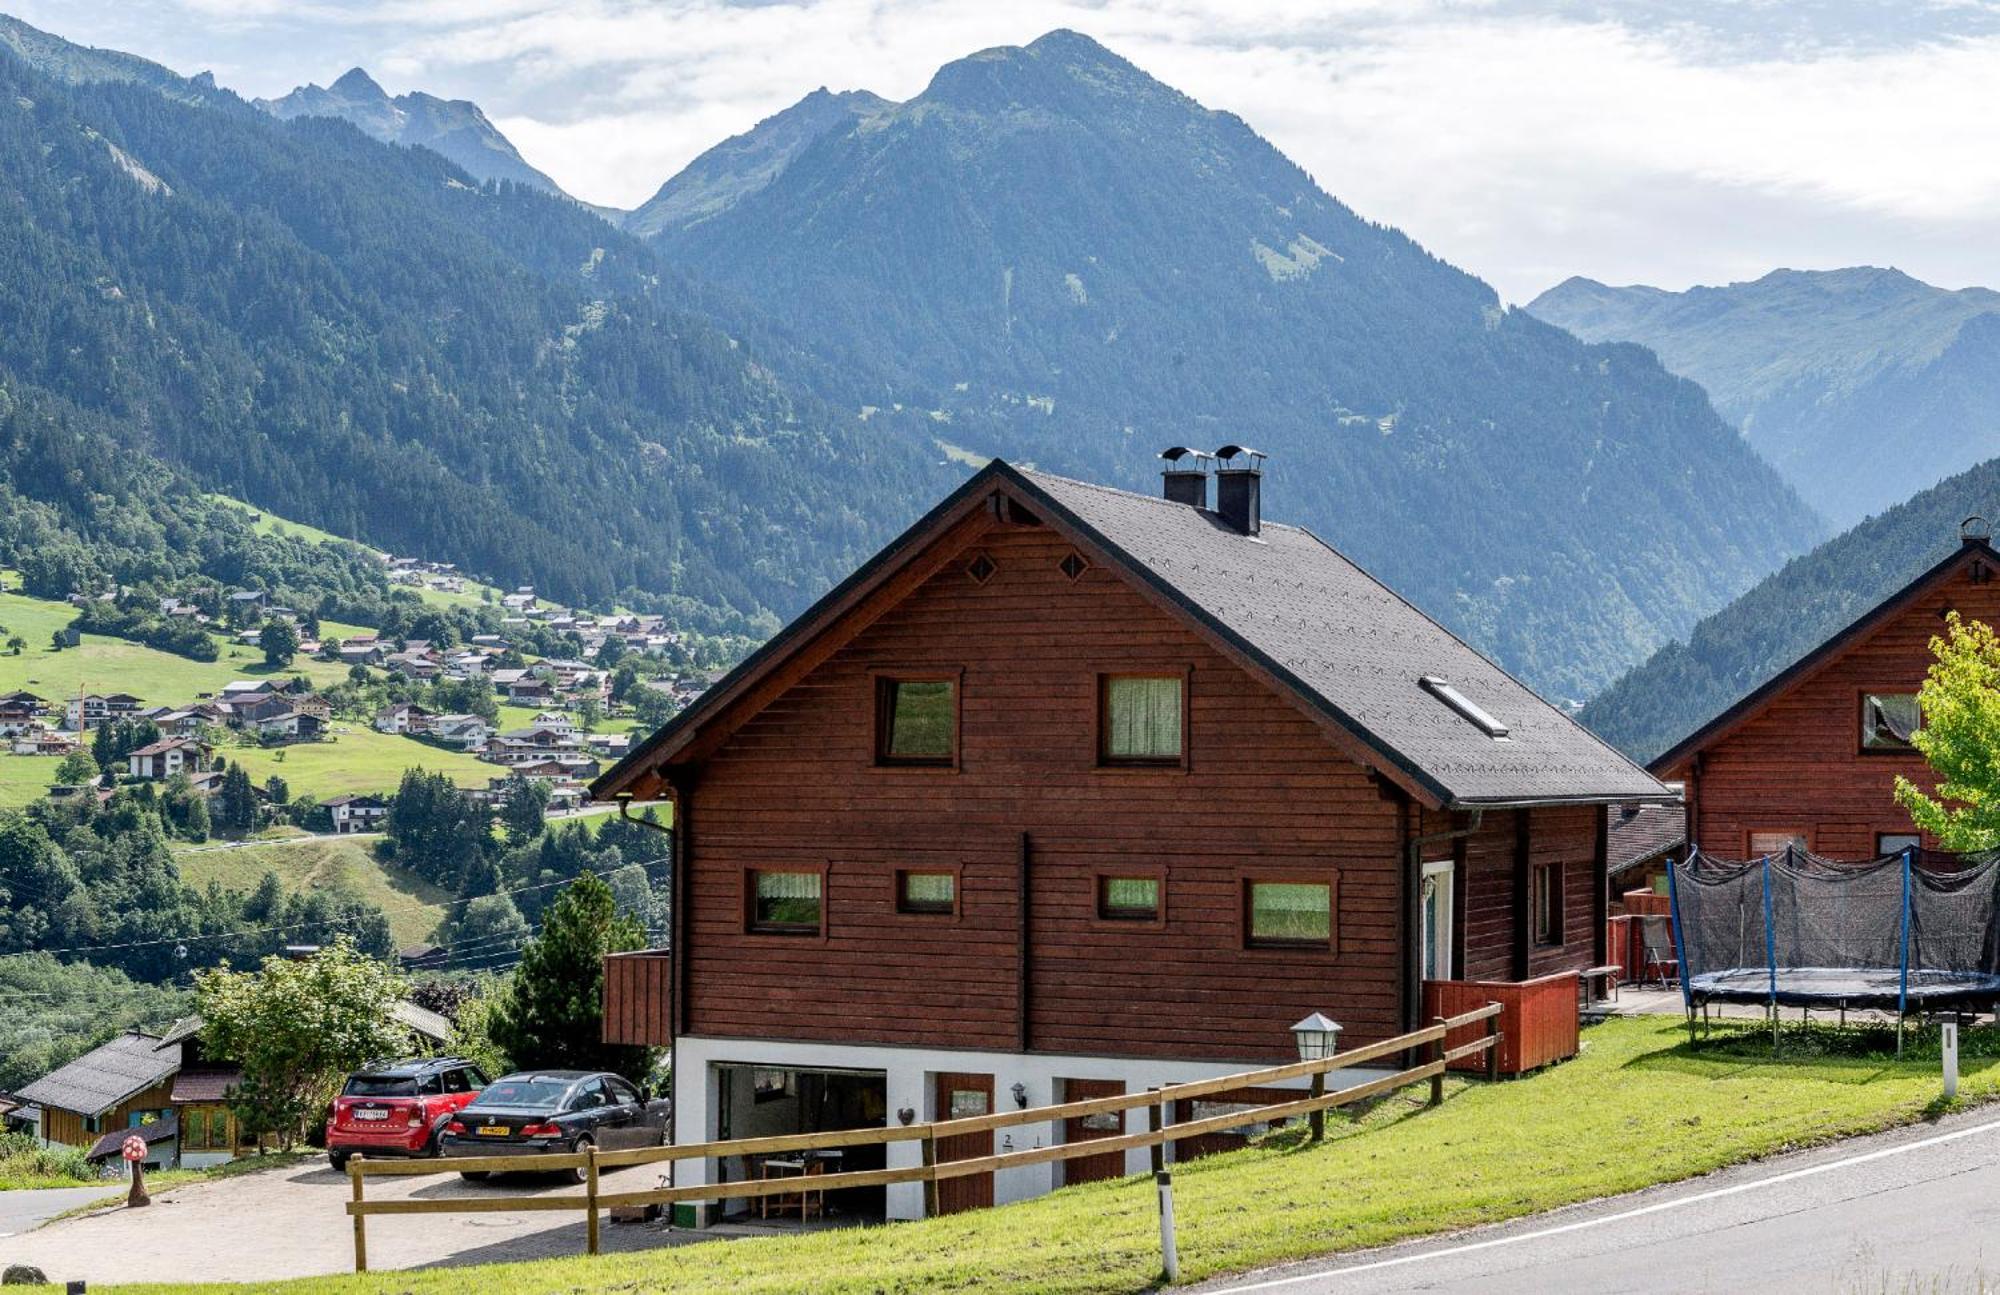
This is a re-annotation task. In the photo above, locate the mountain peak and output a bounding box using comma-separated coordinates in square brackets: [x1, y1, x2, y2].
[330, 67, 387, 99]
[1026, 29, 1121, 66]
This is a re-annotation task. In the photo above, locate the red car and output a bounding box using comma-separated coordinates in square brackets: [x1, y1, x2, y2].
[326, 1057, 490, 1171]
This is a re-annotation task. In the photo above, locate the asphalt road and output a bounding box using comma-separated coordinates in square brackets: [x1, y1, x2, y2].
[1195, 1107, 2000, 1294]
[0, 1186, 115, 1238]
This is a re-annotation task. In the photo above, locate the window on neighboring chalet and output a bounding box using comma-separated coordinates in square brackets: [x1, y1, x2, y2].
[1877, 833, 1922, 857]
[1100, 675, 1184, 765]
[1748, 830, 1807, 857]
[750, 869, 823, 934]
[1245, 880, 1333, 948]
[897, 870, 956, 915]
[876, 677, 957, 765]
[1861, 693, 1920, 752]
[1097, 875, 1162, 921]
[1531, 862, 1564, 947]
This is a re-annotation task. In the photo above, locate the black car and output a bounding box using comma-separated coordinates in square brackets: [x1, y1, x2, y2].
[439, 1070, 669, 1182]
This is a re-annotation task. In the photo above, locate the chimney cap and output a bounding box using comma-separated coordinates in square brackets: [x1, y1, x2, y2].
[1962, 515, 1990, 544]
[1214, 445, 1266, 469]
[1159, 446, 1209, 466]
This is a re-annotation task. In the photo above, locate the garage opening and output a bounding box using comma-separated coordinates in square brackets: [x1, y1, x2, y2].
[714, 1064, 889, 1224]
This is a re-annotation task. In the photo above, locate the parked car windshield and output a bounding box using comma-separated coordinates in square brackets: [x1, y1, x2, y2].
[342, 1075, 418, 1097]
[473, 1078, 573, 1109]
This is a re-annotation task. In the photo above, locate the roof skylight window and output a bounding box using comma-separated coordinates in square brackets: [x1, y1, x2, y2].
[1420, 675, 1510, 739]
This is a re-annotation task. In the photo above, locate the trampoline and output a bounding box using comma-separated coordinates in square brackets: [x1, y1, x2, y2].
[1669, 845, 2000, 1049]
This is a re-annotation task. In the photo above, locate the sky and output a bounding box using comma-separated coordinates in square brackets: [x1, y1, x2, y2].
[13, 0, 2000, 303]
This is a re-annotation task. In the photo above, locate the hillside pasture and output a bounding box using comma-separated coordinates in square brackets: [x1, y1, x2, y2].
[220, 726, 496, 801]
[174, 837, 452, 948]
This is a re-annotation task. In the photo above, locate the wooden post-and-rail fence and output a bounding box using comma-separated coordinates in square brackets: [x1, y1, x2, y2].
[345, 1001, 1505, 1274]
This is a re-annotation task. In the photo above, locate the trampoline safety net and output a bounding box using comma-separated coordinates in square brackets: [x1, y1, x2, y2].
[1670, 846, 2000, 1012]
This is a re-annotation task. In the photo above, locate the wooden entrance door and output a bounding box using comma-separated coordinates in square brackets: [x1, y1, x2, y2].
[933, 1072, 994, 1215]
[1059, 1078, 1126, 1186]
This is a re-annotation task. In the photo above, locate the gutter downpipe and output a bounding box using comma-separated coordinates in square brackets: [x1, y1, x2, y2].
[1405, 807, 1485, 1037]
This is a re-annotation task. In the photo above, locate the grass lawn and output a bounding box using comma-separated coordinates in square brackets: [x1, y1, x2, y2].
[494, 703, 633, 736]
[219, 726, 495, 801]
[0, 755, 62, 810]
[95, 1014, 2000, 1295]
[173, 837, 452, 948]
[0, 587, 351, 708]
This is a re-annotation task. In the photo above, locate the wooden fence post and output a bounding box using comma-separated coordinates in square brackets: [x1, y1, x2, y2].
[585, 1143, 601, 1256]
[349, 1157, 367, 1274]
[1308, 1070, 1325, 1142]
[1429, 1016, 1446, 1107]
[1147, 1087, 1163, 1173]
[1485, 1006, 1503, 1083]
[921, 1129, 939, 1219]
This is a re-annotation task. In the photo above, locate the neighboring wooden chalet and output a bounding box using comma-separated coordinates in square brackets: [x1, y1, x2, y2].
[11, 1027, 242, 1171]
[1650, 529, 2000, 859]
[16, 1006, 452, 1170]
[591, 457, 1666, 1222]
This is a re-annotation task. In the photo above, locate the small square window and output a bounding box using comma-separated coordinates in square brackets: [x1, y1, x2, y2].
[1531, 862, 1564, 947]
[1861, 693, 1920, 752]
[1098, 875, 1161, 921]
[1101, 675, 1184, 765]
[1877, 833, 1921, 857]
[898, 870, 956, 914]
[875, 677, 957, 765]
[750, 869, 822, 934]
[1059, 551, 1088, 581]
[967, 553, 997, 585]
[1748, 830, 1806, 857]
[1246, 880, 1332, 947]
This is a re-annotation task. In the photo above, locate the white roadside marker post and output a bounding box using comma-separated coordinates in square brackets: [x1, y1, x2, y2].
[1148, 1087, 1179, 1282]
[1943, 1021, 1960, 1101]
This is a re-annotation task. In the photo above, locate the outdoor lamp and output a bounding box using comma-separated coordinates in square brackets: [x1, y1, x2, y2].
[1291, 1012, 1342, 1061]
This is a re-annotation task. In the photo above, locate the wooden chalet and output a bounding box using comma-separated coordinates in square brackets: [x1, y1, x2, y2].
[1650, 528, 2000, 859]
[590, 456, 1665, 1222]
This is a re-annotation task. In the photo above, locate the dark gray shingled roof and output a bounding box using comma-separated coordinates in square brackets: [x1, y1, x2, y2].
[15, 1031, 182, 1117]
[1020, 467, 1668, 806]
[594, 459, 1670, 809]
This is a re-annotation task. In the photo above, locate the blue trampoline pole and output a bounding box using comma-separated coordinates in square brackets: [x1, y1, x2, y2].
[1763, 854, 1777, 1049]
[1898, 846, 1913, 1057]
[1667, 849, 1695, 1045]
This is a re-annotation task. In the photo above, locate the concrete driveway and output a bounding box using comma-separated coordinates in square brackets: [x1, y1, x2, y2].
[1194, 1105, 2000, 1294]
[2, 1156, 705, 1285]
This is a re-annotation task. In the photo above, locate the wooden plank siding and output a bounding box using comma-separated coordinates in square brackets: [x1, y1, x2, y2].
[602, 951, 673, 1047]
[657, 517, 1612, 1062]
[1452, 805, 1602, 984]
[41, 1079, 176, 1150]
[1666, 559, 2000, 859]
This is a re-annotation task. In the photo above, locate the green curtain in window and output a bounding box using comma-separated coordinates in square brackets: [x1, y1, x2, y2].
[1102, 876, 1159, 914]
[903, 872, 955, 907]
[756, 871, 822, 925]
[1251, 883, 1330, 942]
[1107, 676, 1182, 759]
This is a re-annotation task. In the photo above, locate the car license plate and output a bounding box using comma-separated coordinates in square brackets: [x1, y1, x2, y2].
[478, 1125, 510, 1136]
[354, 1110, 388, 1121]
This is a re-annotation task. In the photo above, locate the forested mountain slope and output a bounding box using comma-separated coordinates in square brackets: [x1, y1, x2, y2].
[1529, 268, 2000, 527]
[640, 30, 1820, 699]
[1579, 457, 2000, 761]
[0, 29, 955, 632]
